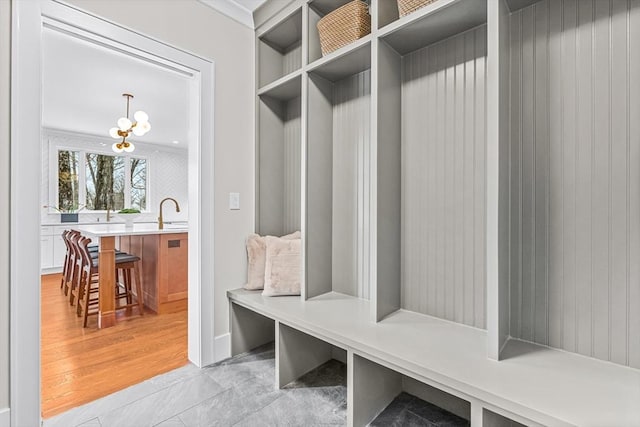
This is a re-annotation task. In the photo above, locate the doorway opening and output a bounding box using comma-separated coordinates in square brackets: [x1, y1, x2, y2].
[11, 2, 215, 424]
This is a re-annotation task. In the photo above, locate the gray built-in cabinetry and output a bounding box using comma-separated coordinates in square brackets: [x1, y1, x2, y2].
[248, 0, 640, 425]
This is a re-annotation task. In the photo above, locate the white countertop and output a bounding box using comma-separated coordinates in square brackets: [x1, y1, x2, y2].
[73, 223, 188, 237]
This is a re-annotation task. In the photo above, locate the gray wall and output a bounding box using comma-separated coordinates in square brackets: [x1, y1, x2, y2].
[509, 0, 640, 368]
[283, 97, 301, 233]
[332, 70, 370, 299]
[0, 0, 10, 412]
[401, 26, 487, 329]
[283, 42, 301, 76]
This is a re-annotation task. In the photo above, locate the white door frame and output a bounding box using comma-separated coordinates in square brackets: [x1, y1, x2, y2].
[10, 1, 216, 425]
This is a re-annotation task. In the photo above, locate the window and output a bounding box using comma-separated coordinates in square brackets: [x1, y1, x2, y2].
[56, 149, 148, 211]
[57, 150, 80, 211]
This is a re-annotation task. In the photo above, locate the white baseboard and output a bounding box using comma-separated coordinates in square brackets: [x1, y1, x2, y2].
[0, 407, 10, 427]
[214, 333, 231, 363]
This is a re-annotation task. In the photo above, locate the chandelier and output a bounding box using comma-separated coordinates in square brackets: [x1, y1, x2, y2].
[108, 93, 151, 153]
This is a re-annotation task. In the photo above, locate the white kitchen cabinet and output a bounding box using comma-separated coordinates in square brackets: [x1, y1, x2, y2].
[40, 225, 67, 273]
[40, 235, 54, 270]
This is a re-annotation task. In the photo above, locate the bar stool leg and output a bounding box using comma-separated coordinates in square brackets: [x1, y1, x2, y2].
[134, 262, 144, 316]
[126, 269, 133, 305]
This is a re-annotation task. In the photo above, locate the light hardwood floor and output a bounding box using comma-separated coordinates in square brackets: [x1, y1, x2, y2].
[41, 273, 188, 418]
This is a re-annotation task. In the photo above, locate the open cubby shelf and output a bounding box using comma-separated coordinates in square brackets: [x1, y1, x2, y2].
[306, 36, 371, 82]
[249, 0, 640, 425]
[256, 75, 301, 236]
[257, 8, 302, 88]
[378, 0, 487, 54]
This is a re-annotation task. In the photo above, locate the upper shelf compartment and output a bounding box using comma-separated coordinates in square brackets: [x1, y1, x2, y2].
[307, 36, 371, 82]
[258, 71, 302, 101]
[257, 8, 303, 88]
[378, 0, 486, 55]
[307, 0, 371, 64]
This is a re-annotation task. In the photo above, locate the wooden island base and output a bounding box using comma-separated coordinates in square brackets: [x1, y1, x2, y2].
[119, 233, 188, 314]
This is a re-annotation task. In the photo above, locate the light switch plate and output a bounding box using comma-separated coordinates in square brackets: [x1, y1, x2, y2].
[229, 192, 240, 210]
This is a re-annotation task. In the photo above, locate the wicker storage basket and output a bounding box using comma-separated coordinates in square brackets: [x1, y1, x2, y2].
[397, 0, 439, 17]
[317, 1, 371, 56]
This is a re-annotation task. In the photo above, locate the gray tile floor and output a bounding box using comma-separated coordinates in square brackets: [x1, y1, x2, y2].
[44, 343, 466, 427]
[370, 392, 468, 427]
[43, 343, 347, 427]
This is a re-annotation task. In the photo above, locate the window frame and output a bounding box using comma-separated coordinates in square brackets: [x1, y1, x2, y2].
[49, 143, 150, 213]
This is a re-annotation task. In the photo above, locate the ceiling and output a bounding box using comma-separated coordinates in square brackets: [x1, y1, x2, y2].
[199, 0, 267, 28]
[234, 0, 268, 11]
[42, 26, 191, 149]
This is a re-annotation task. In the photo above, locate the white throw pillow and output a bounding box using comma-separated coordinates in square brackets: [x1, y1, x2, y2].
[262, 235, 302, 297]
[244, 231, 301, 290]
[244, 234, 266, 290]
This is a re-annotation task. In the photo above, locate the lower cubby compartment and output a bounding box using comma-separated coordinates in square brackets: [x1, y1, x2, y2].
[352, 354, 470, 427]
[482, 409, 526, 427]
[277, 322, 348, 424]
[371, 392, 468, 427]
[230, 302, 275, 356]
[277, 322, 347, 388]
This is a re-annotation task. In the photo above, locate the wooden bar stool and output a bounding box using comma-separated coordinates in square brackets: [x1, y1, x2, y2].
[67, 231, 84, 303]
[75, 236, 145, 327]
[60, 230, 72, 291]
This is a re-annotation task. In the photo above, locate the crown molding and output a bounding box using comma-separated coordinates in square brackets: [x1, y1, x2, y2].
[198, 0, 255, 29]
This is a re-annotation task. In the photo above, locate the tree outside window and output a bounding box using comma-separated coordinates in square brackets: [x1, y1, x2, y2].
[57, 150, 79, 211]
[56, 149, 148, 212]
[86, 153, 125, 210]
[130, 158, 147, 211]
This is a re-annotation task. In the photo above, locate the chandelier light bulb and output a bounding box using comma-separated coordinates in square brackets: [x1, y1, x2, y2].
[123, 142, 135, 153]
[117, 117, 132, 131]
[138, 121, 151, 135]
[112, 142, 124, 153]
[134, 110, 148, 123]
[109, 127, 120, 139]
[132, 125, 146, 136]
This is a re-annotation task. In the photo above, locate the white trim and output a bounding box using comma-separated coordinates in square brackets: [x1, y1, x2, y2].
[198, 0, 255, 29]
[11, 1, 44, 425]
[214, 333, 231, 363]
[11, 0, 216, 423]
[0, 408, 9, 427]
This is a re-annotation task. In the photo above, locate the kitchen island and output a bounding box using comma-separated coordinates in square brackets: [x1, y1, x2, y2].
[74, 223, 188, 328]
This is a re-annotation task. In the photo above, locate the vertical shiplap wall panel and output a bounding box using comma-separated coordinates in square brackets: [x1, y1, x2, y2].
[629, 0, 640, 370]
[283, 42, 302, 75]
[533, 1, 550, 346]
[519, 5, 535, 343]
[561, 0, 578, 354]
[591, 0, 611, 364]
[332, 70, 370, 298]
[474, 29, 487, 329]
[609, 0, 630, 366]
[547, 0, 563, 350]
[510, 0, 640, 368]
[463, 30, 477, 326]
[574, 0, 594, 359]
[283, 97, 301, 233]
[401, 26, 487, 329]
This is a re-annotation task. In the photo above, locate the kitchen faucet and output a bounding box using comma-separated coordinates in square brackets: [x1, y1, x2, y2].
[158, 197, 180, 230]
